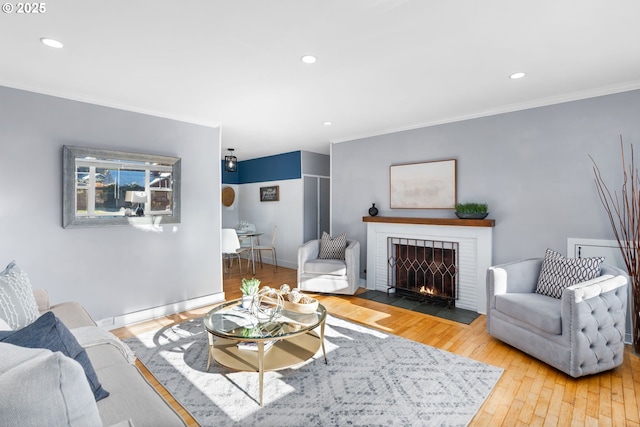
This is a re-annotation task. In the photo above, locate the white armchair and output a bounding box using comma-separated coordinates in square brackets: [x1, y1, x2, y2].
[297, 239, 360, 295]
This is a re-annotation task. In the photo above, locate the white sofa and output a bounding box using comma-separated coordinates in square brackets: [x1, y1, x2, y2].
[0, 289, 187, 427]
[298, 239, 360, 295]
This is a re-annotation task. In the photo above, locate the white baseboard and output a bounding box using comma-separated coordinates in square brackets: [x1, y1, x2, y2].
[96, 292, 226, 330]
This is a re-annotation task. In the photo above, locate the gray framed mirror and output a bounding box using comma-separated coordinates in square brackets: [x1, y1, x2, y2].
[63, 145, 181, 228]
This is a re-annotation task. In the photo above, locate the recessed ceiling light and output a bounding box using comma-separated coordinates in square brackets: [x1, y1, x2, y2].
[301, 55, 317, 64]
[510, 72, 526, 79]
[323, 121, 332, 126]
[40, 37, 64, 48]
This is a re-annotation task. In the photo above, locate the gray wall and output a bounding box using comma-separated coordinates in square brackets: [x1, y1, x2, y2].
[302, 151, 330, 176]
[0, 86, 222, 321]
[331, 89, 640, 272]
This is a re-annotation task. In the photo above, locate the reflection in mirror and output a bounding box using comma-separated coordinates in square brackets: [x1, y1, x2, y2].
[63, 146, 181, 228]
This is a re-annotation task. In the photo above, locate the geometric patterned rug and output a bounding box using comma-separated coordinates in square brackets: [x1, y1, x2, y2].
[124, 315, 503, 426]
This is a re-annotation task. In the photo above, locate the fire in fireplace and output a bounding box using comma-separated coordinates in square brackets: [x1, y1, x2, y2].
[387, 237, 458, 307]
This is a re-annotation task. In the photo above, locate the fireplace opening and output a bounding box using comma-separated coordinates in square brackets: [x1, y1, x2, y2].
[387, 237, 458, 308]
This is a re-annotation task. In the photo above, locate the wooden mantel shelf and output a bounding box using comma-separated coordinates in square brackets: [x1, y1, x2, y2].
[362, 216, 495, 227]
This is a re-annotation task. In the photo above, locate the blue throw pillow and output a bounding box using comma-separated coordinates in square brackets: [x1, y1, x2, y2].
[0, 311, 109, 401]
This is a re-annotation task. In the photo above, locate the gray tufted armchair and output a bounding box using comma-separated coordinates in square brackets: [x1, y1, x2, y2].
[487, 258, 628, 378]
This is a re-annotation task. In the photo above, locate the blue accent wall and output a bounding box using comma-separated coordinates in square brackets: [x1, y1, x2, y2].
[222, 151, 301, 184]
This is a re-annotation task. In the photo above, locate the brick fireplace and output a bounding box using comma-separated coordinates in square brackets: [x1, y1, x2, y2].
[363, 217, 494, 313]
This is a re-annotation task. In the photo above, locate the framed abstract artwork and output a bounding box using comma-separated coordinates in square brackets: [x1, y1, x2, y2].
[389, 159, 456, 209]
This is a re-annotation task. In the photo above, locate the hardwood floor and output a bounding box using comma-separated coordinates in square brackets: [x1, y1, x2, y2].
[112, 266, 640, 426]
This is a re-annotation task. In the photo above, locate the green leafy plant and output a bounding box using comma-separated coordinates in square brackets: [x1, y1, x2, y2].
[455, 202, 488, 213]
[240, 277, 261, 296]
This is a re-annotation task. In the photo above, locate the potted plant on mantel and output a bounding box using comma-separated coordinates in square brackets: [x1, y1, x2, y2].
[591, 139, 640, 356]
[240, 277, 260, 308]
[455, 202, 489, 219]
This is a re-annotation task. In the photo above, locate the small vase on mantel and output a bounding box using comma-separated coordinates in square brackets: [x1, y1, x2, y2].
[368, 203, 379, 217]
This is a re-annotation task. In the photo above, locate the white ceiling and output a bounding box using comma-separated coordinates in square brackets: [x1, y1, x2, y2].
[2, 1, 640, 160]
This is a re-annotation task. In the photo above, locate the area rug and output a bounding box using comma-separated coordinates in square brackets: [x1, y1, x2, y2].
[124, 315, 502, 427]
[355, 290, 480, 325]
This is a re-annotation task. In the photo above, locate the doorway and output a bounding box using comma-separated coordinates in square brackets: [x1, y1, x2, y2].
[303, 176, 330, 242]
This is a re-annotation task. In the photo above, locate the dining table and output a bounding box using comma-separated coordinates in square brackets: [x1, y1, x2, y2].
[236, 229, 264, 275]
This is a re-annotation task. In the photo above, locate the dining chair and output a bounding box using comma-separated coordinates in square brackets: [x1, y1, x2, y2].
[221, 228, 248, 276]
[251, 225, 278, 272]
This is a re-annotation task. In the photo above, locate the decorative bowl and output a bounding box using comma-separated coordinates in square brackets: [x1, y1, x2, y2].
[282, 298, 319, 314]
[455, 212, 488, 219]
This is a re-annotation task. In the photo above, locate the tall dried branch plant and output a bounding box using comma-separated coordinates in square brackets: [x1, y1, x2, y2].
[591, 137, 640, 355]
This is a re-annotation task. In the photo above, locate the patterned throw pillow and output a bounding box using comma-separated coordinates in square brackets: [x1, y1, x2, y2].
[0, 261, 40, 330]
[318, 232, 347, 260]
[535, 248, 604, 299]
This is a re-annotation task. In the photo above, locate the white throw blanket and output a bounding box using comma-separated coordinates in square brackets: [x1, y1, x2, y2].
[71, 326, 137, 364]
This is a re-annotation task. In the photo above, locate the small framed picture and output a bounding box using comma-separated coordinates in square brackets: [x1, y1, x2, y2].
[260, 185, 279, 202]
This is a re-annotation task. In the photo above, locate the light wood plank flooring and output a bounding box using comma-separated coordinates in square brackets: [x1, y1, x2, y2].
[112, 266, 640, 426]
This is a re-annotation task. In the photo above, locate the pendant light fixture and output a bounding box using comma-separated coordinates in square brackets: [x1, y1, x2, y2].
[225, 148, 238, 172]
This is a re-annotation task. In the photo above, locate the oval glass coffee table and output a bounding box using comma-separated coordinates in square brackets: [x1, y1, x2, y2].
[203, 299, 327, 406]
